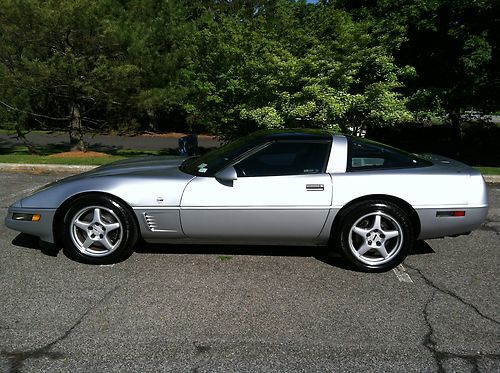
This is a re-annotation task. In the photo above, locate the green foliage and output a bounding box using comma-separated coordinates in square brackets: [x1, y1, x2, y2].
[180, 1, 412, 138]
[339, 0, 500, 127]
[217, 255, 233, 262]
[1, 0, 497, 141]
[0, 0, 142, 147]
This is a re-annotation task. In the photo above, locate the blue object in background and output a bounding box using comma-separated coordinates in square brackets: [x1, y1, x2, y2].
[178, 134, 198, 156]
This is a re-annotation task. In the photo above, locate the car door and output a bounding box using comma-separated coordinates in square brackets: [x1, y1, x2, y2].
[180, 140, 333, 244]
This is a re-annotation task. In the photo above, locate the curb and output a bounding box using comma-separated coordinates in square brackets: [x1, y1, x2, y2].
[483, 175, 500, 184]
[0, 163, 96, 174]
[0, 163, 499, 183]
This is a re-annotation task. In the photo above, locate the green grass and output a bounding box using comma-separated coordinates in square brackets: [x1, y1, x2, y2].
[474, 167, 500, 175]
[0, 154, 125, 165]
[0, 129, 67, 135]
[0, 146, 178, 165]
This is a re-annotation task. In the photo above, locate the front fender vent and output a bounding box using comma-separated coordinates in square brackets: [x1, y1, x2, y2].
[143, 212, 158, 231]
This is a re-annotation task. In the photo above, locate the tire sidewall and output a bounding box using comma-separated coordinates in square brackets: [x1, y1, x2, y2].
[338, 201, 414, 272]
[62, 195, 137, 264]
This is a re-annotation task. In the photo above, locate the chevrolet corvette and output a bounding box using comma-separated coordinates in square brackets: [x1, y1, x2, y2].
[5, 129, 488, 272]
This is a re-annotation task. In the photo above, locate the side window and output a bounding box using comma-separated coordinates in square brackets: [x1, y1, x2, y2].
[347, 137, 430, 171]
[234, 141, 330, 177]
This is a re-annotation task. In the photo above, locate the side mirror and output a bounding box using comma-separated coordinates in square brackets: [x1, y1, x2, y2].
[215, 166, 237, 184]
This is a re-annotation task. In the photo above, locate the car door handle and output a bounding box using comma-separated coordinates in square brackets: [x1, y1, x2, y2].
[306, 184, 324, 191]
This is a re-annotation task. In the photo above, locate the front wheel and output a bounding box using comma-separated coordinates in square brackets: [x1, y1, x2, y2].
[62, 195, 138, 264]
[335, 200, 415, 272]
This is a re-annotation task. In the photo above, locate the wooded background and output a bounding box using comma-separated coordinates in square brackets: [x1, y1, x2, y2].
[0, 0, 498, 153]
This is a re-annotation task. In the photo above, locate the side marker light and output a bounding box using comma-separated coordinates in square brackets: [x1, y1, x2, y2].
[436, 211, 466, 217]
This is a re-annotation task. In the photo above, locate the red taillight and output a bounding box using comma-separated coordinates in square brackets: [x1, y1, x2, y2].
[436, 211, 466, 217]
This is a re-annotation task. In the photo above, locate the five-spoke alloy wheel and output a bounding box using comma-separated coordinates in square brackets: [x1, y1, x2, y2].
[62, 195, 138, 264]
[336, 200, 415, 272]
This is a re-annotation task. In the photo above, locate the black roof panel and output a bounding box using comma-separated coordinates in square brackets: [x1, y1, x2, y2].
[256, 128, 333, 141]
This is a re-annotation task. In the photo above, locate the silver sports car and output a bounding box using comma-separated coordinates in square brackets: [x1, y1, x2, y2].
[5, 129, 488, 272]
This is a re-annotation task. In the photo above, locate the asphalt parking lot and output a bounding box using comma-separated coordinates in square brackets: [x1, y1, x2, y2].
[0, 172, 499, 372]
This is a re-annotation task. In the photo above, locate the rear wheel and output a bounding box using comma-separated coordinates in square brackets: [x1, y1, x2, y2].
[334, 200, 415, 272]
[62, 195, 137, 264]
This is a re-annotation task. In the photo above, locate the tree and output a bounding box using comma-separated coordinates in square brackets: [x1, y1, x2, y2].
[0, 0, 142, 150]
[4, 0, 491, 144]
[180, 0, 413, 139]
[123, 0, 196, 132]
[337, 0, 500, 134]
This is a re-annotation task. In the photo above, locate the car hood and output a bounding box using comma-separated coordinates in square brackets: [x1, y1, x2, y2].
[19, 156, 195, 209]
[48, 156, 187, 186]
[87, 156, 184, 176]
[36, 156, 184, 189]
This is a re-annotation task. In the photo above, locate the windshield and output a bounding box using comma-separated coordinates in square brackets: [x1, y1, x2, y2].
[180, 132, 267, 176]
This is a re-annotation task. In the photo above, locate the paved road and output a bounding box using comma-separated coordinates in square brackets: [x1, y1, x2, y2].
[0, 172, 499, 372]
[0, 132, 220, 152]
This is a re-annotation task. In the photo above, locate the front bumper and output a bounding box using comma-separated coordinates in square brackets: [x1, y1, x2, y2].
[5, 206, 57, 243]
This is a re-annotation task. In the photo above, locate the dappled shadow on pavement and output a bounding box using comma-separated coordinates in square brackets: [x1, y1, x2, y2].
[0, 132, 220, 153]
[33, 142, 69, 154]
[0, 138, 207, 156]
[0, 138, 15, 154]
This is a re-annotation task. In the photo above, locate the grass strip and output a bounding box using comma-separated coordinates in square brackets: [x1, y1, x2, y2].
[474, 167, 500, 175]
[0, 146, 179, 165]
[0, 154, 125, 165]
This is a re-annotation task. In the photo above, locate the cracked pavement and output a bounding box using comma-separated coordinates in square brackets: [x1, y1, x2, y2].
[0, 172, 499, 372]
[3, 286, 118, 373]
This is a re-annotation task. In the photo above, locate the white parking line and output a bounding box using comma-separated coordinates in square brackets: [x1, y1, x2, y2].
[393, 264, 413, 283]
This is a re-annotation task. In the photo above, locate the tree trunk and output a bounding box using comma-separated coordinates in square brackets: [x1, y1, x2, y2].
[69, 103, 86, 151]
[15, 124, 39, 155]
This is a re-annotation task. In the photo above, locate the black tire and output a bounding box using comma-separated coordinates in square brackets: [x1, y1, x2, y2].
[62, 195, 138, 264]
[333, 200, 415, 272]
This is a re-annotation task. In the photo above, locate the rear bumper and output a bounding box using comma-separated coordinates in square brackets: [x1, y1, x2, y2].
[416, 206, 488, 240]
[4, 206, 56, 243]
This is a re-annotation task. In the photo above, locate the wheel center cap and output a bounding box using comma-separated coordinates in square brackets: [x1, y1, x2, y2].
[92, 225, 104, 235]
[367, 230, 385, 246]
